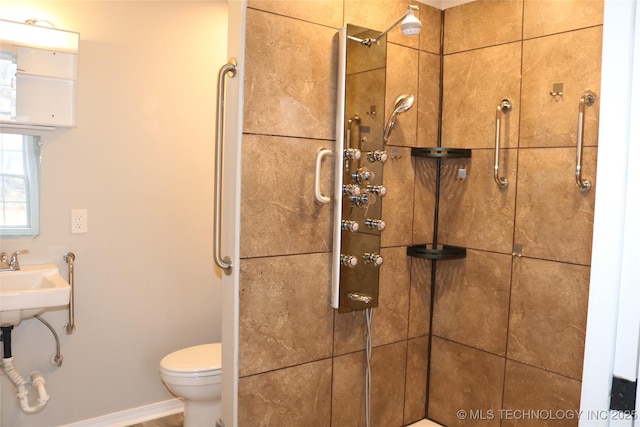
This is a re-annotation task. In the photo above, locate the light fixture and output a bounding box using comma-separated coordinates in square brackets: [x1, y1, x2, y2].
[0, 19, 78, 52]
[350, 5, 423, 47]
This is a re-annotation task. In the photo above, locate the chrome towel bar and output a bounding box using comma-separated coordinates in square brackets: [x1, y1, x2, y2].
[576, 90, 596, 192]
[494, 99, 512, 189]
[63, 252, 76, 334]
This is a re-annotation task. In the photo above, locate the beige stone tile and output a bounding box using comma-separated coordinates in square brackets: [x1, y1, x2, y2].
[433, 249, 511, 356]
[404, 336, 429, 425]
[248, 0, 343, 28]
[508, 257, 589, 380]
[243, 9, 337, 140]
[420, 4, 442, 55]
[520, 27, 602, 148]
[523, 0, 604, 39]
[444, 0, 523, 54]
[333, 308, 367, 355]
[503, 360, 582, 427]
[442, 42, 521, 149]
[385, 43, 419, 147]
[332, 342, 408, 427]
[239, 253, 334, 376]
[409, 257, 432, 338]
[412, 157, 437, 245]
[417, 51, 440, 148]
[372, 246, 411, 346]
[514, 147, 596, 265]
[429, 337, 505, 427]
[240, 135, 333, 258]
[345, 0, 421, 50]
[238, 359, 332, 427]
[381, 147, 415, 248]
[437, 149, 518, 254]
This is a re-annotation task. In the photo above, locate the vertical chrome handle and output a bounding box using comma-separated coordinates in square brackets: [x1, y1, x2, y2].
[214, 58, 237, 274]
[576, 90, 596, 192]
[314, 148, 333, 204]
[494, 99, 512, 189]
[63, 252, 76, 334]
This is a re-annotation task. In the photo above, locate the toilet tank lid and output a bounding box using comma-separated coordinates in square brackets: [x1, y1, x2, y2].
[160, 343, 222, 372]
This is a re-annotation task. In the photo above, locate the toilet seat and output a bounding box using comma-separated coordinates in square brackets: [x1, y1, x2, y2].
[160, 343, 222, 378]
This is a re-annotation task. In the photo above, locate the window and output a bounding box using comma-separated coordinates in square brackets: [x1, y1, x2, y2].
[0, 133, 40, 237]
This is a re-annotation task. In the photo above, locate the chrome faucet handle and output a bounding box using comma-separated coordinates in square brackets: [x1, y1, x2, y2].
[0, 252, 10, 270]
[10, 250, 29, 270]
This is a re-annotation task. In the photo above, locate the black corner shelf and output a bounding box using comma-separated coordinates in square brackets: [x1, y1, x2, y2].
[411, 147, 472, 159]
[406, 244, 467, 260]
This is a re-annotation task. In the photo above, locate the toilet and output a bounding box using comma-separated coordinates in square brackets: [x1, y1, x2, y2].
[159, 343, 222, 427]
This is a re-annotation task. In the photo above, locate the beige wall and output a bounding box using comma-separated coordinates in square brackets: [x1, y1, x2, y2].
[0, 2, 227, 426]
[238, 0, 603, 426]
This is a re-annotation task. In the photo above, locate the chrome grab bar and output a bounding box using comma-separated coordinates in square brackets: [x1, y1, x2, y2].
[314, 148, 332, 204]
[576, 90, 596, 192]
[63, 252, 76, 334]
[214, 58, 237, 274]
[494, 99, 512, 189]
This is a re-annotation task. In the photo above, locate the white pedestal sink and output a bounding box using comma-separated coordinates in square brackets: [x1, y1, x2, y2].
[0, 264, 71, 326]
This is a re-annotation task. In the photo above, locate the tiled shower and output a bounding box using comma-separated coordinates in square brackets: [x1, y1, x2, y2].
[237, 0, 602, 426]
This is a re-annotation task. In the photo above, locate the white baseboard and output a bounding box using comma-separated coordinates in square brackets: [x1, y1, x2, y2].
[60, 398, 184, 427]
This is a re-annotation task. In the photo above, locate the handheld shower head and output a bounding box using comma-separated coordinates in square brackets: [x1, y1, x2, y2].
[383, 94, 415, 144]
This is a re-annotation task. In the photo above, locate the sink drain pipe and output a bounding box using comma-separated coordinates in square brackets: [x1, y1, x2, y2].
[0, 326, 50, 414]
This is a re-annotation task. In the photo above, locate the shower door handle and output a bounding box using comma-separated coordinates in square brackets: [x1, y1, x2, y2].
[576, 90, 596, 192]
[494, 99, 512, 189]
[314, 148, 333, 204]
[213, 58, 237, 274]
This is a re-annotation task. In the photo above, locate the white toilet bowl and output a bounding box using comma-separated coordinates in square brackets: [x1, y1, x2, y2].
[160, 343, 222, 427]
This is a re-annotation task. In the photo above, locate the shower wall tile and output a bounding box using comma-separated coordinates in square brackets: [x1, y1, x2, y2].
[381, 146, 415, 248]
[243, 8, 337, 140]
[419, 5, 442, 55]
[520, 26, 602, 148]
[404, 337, 429, 424]
[239, 253, 334, 376]
[429, 337, 505, 427]
[332, 343, 408, 427]
[240, 135, 332, 258]
[514, 147, 596, 265]
[372, 246, 411, 347]
[443, 0, 523, 54]
[412, 157, 437, 245]
[433, 250, 511, 356]
[385, 43, 419, 147]
[503, 360, 582, 427]
[417, 51, 440, 148]
[508, 257, 590, 380]
[437, 149, 518, 254]
[523, 0, 604, 39]
[238, 359, 332, 427]
[442, 42, 521, 149]
[247, 0, 343, 28]
[333, 308, 367, 355]
[409, 257, 432, 338]
[345, 0, 420, 50]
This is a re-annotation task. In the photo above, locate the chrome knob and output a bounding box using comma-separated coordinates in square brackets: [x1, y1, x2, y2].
[340, 254, 358, 268]
[351, 167, 374, 184]
[367, 150, 388, 163]
[349, 193, 376, 208]
[365, 218, 386, 231]
[366, 185, 387, 197]
[342, 184, 361, 197]
[363, 253, 383, 266]
[344, 148, 361, 160]
[341, 220, 359, 232]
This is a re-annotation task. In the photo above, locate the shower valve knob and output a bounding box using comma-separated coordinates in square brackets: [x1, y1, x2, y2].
[351, 167, 375, 184]
[366, 185, 387, 197]
[341, 220, 359, 232]
[365, 218, 386, 231]
[344, 148, 361, 160]
[349, 193, 376, 208]
[367, 150, 388, 163]
[342, 184, 361, 197]
[340, 254, 358, 268]
[363, 253, 383, 266]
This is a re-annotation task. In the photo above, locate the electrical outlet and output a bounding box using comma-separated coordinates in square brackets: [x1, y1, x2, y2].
[71, 209, 88, 233]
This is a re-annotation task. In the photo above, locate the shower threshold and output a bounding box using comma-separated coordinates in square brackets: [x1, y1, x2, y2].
[408, 419, 443, 427]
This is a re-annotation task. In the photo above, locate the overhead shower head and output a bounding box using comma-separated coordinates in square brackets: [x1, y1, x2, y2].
[401, 9, 422, 36]
[383, 94, 415, 144]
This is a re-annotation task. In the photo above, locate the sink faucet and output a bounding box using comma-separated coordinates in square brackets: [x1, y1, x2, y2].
[0, 250, 29, 271]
